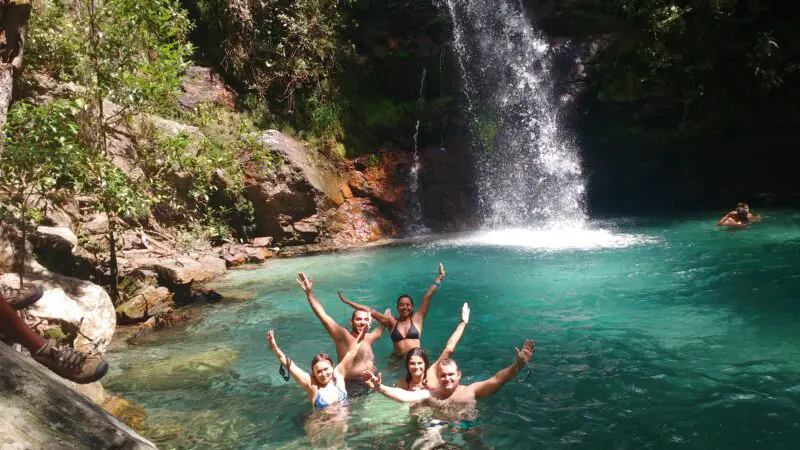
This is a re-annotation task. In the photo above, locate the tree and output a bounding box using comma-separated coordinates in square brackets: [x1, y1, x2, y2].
[0, 0, 32, 156]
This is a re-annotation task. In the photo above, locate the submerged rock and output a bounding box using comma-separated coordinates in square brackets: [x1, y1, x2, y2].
[113, 349, 239, 391]
[0, 343, 155, 449]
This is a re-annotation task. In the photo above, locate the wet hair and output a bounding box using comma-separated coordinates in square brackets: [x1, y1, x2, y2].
[397, 294, 414, 308]
[404, 348, 430, 383]
[736, 207, 749, 224]
[310, 353, 334, 382]
[438, 358, 458, 372]
[351, 309, 369, 321]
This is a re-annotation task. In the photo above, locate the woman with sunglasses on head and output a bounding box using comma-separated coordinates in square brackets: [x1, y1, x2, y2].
[338, 263, 445, 357]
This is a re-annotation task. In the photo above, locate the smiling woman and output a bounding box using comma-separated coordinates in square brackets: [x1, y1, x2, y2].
[339, 263, 446, 356]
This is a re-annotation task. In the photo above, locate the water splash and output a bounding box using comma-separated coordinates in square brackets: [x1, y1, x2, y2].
[408, 66, 428, 233]
[441, 0, 586, 228]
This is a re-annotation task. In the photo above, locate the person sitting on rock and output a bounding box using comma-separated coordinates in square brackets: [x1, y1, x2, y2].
[0, 282, 109, 384]
[297, 272, 385, 395]
[338, 263, 445, 357]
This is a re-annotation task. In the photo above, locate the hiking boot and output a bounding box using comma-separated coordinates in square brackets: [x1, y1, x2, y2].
[33, 339, 109, 384]
[0, 283, 44, 310]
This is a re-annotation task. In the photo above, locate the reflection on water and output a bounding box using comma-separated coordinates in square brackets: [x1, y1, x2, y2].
[105, 214, 800, 448]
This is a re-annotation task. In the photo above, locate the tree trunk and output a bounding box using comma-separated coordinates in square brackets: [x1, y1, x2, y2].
[107, 215, 119, 304]
[0, 0, 32, 156]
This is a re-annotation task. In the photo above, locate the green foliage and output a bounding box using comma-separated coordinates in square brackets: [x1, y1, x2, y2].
[574, 0, 800, 140]
[0, 100, 92, 200]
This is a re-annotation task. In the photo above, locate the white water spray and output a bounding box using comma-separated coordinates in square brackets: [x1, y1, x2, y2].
[442, 0, 586, 229]
[408, 66, 428, 232]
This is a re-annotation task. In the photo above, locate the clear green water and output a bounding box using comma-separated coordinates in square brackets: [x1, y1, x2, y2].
[104, 212, 800, 449]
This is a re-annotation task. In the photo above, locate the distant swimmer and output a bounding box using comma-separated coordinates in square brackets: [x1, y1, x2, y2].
[339, 263, 446, 357]
[717, 202, 751, 228]
[297, 272, 386, 393]
[397, 303, 470, 392]
[362, 339, 535, 424]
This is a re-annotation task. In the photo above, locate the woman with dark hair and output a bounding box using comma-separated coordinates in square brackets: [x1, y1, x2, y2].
[397, 303, 470, 391]
[265, 328, 365, 410]
[338, 263, 445, 356]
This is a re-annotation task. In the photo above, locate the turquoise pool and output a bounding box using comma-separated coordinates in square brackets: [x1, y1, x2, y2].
[104, 212, 800, 448]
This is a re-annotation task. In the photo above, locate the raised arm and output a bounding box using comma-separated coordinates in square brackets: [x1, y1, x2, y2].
[334, 329, 366, 377]
[363, 371, 431, 403]
[298, 273, 346, 341]
[471, 339, 534, 398]
[416, 263, 445, 319]
[367, 309, 391, 344]
[338, 291, 395, 328]
[430, 304, 470, 375]
[717, 211, 736, 226]
[266, 331, 313, 393]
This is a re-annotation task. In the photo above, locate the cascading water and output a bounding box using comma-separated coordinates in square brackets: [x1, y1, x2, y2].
[442, 0, 586, 228]
[408, 66, 428, 232]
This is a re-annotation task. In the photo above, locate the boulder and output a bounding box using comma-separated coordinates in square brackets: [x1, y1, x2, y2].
[244, 246, 273, 263]
[32, 226, 78, 251]
[0, 262, 116, 353]
[82, 212, 110, 235]
[115, 287, 173, 324]
[321, 198, 396, 247]
[251, 236, 273, 247]
[0, 342, 156, 449]
[243, 130, 351, 239]
[179, 66, 237, 110]
[292, 215, 320, 243]
[137, 255, 227, 286]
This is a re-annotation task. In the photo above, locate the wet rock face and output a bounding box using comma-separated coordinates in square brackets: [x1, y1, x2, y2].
[0, 343, 156, 449]
[347, 151, 412, 227]
[243, 130, 351, 243]
[321, 198, 396, 246]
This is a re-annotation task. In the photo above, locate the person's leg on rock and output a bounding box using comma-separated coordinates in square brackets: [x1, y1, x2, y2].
[0, 289, 109, 384]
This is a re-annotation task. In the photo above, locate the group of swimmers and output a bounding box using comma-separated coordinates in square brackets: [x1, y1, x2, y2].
[717, 202, 761, 228]
[265, 264, 533, 441]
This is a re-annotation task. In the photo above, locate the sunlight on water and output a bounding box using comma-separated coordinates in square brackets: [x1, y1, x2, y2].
[446, 227, 657, 250]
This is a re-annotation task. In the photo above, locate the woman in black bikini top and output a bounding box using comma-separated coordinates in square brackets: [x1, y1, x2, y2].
[339, 263, 445, 356]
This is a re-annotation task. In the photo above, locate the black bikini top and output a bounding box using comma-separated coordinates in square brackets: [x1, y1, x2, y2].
[391, 320, 420, 342]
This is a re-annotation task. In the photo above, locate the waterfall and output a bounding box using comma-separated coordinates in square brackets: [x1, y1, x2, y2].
[441, 0, 586, 228]
[408, 66, 428, 232]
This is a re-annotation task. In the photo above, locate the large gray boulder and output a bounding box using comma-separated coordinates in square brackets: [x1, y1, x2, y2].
[0, 262, 116, 354]
[0, 343, 156, 449]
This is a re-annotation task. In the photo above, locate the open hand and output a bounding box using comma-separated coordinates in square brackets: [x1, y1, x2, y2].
[266, 330, 278, 350]
[514, 339, 535, 367]
[438, 263, 445, 279]
[296, 272, 313, 293]
[461, 303, 470, 324]
[361, 370, 382, 389]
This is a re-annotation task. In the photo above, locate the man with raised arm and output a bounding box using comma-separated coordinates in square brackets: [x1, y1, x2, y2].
[362, 339, 535, 420]
[297, 272, 385, 393]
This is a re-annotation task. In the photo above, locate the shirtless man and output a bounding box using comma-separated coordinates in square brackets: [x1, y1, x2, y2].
[362, 339, 534, 419]
[297, 272, 385, 393]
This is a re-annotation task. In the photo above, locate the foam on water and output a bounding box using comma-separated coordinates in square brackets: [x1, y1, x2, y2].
[445, 226, 657, 251]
